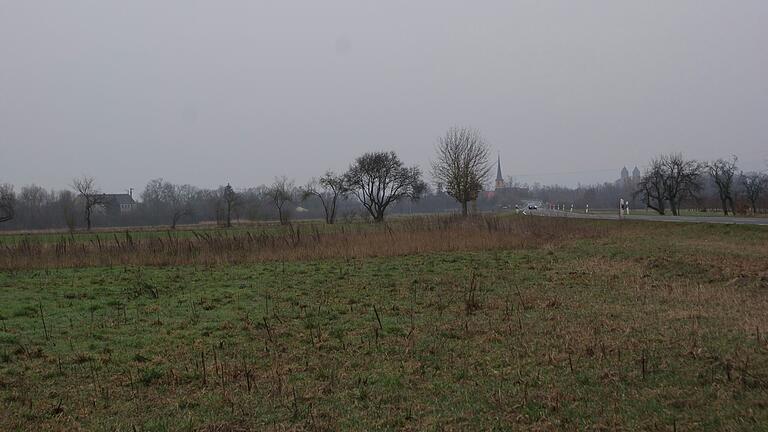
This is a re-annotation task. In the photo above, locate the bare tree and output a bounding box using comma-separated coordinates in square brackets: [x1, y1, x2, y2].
[708, 156, 738, 215]
[267, 176, 295, 225]
[238, 186, 266, 221]
[345, 151, 426, 222]
[301, 171, 349, 224]
[19, 184, 48, 228]
[141, 178, 197, 229]
[141, 178, 167, 220]
[222, 183, 238, 228]
[431, 127, 492, 216]
[661, 153, 704, 216]
[635, 159, 666, 215]
[72, 176, 108, 230]
[168, 184, 197, 229]
[740, 171, 767, 214]
[0, 183, 16, 224]
[635, 153, 703, 216]
[58, 190, 78, 231]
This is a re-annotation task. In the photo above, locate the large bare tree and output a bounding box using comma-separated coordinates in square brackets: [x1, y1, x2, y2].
[635, 153, 703, 216]
[708, 156, 738, 215]
[301, 171, 348, 224]
[635, 159, 667, 215]
[660, 153, 704, 216]
[0, 183, 16, 224]
[345, 151, 426, 222]
[266, 176, 295, 225]
[431, 127, 492, 216]
[740, 171, 767, 214]
[72, 176, 108, 230]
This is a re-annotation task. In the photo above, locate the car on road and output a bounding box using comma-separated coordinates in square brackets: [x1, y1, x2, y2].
[528, 204, 538, 210]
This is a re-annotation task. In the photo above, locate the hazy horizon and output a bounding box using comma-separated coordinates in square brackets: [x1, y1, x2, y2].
[2, 1, 767, 193]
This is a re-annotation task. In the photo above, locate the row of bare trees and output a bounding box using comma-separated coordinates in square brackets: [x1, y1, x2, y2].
[0, 176, 117, 230]
[141, 178, 198, 229]
[636, 153, 767, 215]
[271, 151, 428, 225]
[0, 126, 493, 230]
[136, 128, 487, 228]
[297, 128, 492, 223]
[5, 130, 764, 230]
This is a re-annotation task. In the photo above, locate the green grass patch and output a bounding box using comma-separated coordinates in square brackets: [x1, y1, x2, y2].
[0, 221, 767, 430]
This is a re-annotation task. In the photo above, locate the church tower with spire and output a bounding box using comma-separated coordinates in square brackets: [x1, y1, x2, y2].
[495, 154, 505, 190]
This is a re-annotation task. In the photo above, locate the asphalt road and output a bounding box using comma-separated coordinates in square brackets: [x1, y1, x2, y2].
[530, 209, 768, 226]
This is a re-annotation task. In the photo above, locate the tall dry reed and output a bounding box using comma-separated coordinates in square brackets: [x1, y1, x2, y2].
[0, 215, 611, 270]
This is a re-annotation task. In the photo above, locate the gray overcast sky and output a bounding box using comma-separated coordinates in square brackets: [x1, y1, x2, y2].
[1, 1, 767, 193]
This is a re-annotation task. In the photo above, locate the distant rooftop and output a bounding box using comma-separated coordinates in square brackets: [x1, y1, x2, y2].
[104, 194, 136, 205]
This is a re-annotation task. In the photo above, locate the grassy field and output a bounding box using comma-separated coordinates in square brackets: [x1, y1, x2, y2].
[1, 216, 768, 431]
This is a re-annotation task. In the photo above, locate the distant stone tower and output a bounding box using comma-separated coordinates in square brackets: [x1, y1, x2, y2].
[632, 166, 641, 182]
[621, 166, 629, 181]
[495, 155, 505, 190]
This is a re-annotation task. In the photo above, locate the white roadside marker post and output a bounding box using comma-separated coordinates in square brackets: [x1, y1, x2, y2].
[619, 199, 625, 220]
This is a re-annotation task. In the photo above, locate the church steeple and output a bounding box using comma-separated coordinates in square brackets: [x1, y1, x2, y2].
[495, 154, 505, 190]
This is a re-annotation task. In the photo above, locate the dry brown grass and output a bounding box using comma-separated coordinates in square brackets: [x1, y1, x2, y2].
[2, 216, 768, 430]
[0, 214, 610, 270]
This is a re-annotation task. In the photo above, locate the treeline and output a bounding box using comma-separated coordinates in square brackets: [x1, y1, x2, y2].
[0, 178, 469, 232]
[1, 132, 767, 231]
[508, 154, 767, 215]
[0, 145, 466, 231]
[634, 154, 767, 215]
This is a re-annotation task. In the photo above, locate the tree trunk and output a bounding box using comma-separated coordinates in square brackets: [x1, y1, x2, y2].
[670, 203, 679, 216]
[647, 203, 664, 215]
[646, 196, 664, 215]
[327, 199, 337, 224]
[461, 201, 468, 216]
[721, 198, 729, 216]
